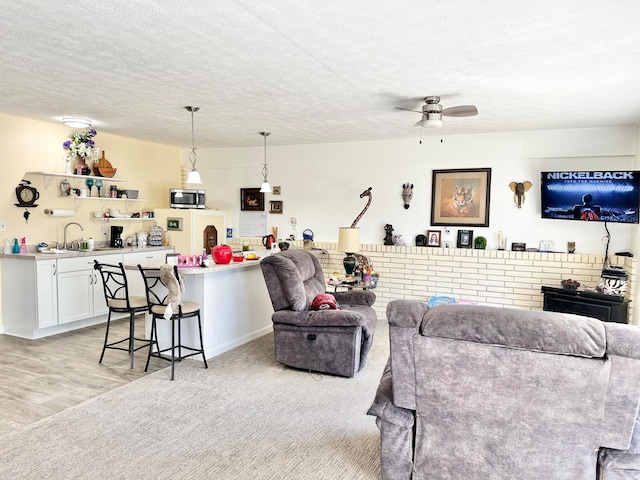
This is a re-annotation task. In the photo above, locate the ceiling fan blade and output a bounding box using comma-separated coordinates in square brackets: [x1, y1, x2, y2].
[413, 119, 424, 127]
[442, 105, 478, 117]
[395, 106, 424, 114]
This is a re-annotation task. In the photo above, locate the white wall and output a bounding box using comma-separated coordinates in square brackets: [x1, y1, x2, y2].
[193, 126, 638, 255]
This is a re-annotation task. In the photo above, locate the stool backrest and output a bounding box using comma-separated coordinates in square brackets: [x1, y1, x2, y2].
[138, 264, 183, 313]
[93, 260, 134, 309]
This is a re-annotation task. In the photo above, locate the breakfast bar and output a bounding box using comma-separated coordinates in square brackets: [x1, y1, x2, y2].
[150, 256, 273, 360]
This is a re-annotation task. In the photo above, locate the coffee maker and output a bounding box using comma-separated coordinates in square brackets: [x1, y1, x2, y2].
[110, 225, 124, 248]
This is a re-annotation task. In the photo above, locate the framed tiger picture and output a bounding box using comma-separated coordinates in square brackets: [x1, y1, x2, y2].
[430, 168, 491, 227]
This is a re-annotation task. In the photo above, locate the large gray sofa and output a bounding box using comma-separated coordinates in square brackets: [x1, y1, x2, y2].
[260, 249, 377, 377]
[368, 300, 640, 479]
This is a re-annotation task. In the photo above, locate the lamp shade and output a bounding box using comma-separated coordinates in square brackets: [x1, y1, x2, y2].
[260, 181, 272, 193]
[338, 227, 360, 254]
[187, 169, 202, 184]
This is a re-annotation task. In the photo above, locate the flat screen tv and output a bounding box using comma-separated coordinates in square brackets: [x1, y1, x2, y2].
[541, 171, 640, 224]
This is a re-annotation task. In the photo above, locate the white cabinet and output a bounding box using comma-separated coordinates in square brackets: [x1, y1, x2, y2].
[36, 260, 58, 328]
[1, 248, 172, 339]
[1, 258, 58, 338]
[57, 253, 122, 325]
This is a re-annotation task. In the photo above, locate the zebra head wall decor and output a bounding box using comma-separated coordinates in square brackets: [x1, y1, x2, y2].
[402, 183, 414, 209]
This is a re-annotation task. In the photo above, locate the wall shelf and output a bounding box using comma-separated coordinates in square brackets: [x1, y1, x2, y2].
[60, 196, 145, 202]
[26, 171, 126, 182]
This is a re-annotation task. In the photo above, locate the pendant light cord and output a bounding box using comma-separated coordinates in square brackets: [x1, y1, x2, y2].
[260, 131, 270, 182]
[187, 106, 200, 170]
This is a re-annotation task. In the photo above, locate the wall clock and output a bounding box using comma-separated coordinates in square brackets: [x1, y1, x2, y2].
[15, 179, 39, 207]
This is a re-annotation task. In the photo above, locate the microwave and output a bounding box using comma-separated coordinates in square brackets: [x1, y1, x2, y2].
[170, 188, 206, 209]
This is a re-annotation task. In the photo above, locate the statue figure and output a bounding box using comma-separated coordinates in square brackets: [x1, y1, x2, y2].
[384, 224, 394, 245]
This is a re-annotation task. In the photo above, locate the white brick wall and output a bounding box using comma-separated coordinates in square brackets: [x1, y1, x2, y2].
[230, 239, 635, 323]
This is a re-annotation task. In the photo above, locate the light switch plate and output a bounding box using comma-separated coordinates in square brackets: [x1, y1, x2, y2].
[0, 220, 6, 232]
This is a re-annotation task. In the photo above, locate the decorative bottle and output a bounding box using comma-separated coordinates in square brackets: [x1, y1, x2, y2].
[20, 237, 27, 254]
[12, 238, 19, 254]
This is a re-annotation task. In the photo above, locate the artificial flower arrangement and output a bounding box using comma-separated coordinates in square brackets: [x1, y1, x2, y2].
[63, 129, 98, 159]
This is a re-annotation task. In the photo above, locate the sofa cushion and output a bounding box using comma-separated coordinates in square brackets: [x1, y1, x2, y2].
[421, 304, 606, 358]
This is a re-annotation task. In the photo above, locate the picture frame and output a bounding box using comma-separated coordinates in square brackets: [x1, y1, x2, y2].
[240, 188, 265, 211]
[427, 230, 441, 247]
[269, 200, 283, 214]
[457, 229, 474, 248]
[166, 217, 183, 231]
[272, 186, 281, 195]
[511, 242, 526, 252]
[430, 168, 492, 227]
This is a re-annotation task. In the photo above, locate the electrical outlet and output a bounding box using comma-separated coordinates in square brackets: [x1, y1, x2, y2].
[291, 217, 297, 226]
[0, 220, 6, 232]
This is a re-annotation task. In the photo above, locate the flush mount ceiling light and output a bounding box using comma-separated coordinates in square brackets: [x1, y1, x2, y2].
[185, 106, 202, 184]
[62, 116, 92, 129]
[259, 131, 272, 193]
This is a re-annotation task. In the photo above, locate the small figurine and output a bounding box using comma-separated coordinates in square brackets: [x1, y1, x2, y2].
[384, 224, 394, 245]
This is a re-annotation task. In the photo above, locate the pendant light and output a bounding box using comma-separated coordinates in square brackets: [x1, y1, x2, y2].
[185, 106, 202, 184]
[259, 131, 272, 193]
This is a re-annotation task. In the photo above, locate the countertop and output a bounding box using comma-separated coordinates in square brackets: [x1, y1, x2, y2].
[0, 246, 174, 261]
[176, 255, 267, 275]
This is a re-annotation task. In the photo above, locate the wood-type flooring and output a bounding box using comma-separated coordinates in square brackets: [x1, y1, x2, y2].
[0, 316, 164, 437]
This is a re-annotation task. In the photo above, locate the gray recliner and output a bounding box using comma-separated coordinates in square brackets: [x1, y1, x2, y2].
[260, 249, 377, 377]
[369, 301, 640, 479]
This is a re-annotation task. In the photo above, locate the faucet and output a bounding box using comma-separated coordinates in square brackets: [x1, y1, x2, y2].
[63, 222, 84, 250]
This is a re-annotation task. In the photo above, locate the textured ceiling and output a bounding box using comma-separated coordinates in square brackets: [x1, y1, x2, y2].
[1, 0, 639, 148]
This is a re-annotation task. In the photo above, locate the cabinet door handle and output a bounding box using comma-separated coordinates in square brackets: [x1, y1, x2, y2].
[52, 264, 57, 276]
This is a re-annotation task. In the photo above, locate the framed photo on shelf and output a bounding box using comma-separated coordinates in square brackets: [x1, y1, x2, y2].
[269, 200, 283, 214]
[240, 188, 265, 211]
[457, 229, 474, 248]
[431, 168, 492, 227]
[427, 230, 441, 247]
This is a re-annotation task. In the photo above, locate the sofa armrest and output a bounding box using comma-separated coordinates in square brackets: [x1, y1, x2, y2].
[333, 289, 376, 306]
[368, 359, 415, 480]
[387, 300, 430, 410]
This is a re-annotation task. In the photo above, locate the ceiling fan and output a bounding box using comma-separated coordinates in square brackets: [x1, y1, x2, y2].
[395, 96, 478, 128]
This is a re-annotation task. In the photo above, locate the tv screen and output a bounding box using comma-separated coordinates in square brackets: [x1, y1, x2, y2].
[541, 171, 640, 224]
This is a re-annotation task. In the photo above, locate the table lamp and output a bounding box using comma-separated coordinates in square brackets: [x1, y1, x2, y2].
[338, 227, 360, 280]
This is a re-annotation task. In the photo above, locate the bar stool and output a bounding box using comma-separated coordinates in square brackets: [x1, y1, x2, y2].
[137, 264, 208, 380]
[93, 260, 150, 368]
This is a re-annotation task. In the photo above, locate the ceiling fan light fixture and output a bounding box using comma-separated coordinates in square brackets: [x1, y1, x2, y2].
[62, 116, 92, 129]
[421, 113, 443, 128]
[185, 106, 202, 185]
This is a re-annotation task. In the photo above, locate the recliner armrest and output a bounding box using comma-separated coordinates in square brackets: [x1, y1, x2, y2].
[272, 307, 372, 328]
[333, 289, 376, 306]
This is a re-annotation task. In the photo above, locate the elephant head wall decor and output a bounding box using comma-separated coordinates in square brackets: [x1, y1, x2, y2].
[402, 183, 414, 209]
[509, 181, 532, 208]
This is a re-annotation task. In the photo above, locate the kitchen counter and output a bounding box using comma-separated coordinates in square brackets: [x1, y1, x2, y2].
[142, 251, 274, 359]
[0, 245, 173, 261]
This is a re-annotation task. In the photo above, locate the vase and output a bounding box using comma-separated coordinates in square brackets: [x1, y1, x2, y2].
[75, 156, 90, 175]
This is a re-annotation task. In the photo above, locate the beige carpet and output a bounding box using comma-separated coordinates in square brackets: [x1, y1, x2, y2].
[0, 322, 389, 479]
